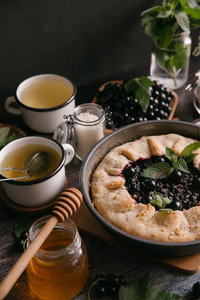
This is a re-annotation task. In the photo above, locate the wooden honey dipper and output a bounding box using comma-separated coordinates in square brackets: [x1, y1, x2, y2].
[0, 187, 83, 300]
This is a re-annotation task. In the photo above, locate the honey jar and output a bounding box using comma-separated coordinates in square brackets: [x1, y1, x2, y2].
[26, 216, 88, 300]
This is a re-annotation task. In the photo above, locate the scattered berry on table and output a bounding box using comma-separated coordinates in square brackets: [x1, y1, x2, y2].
[15, 231, 28, 252]
[192, 282, 200, 297]
[88, 273, 126, 299]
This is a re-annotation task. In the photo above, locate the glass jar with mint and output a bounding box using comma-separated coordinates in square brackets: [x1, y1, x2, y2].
[141, 0, 200, 90]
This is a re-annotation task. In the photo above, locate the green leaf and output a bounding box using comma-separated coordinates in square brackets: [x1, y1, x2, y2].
[150, 192, 172, 209]
[180, 0, 189, 8]
[144, 21, 161, 39]
[14, 216, 33, 238]
[159, 25, 174, 48]
[169, 46, 188, 70]
[150, 198, 163, 209]
[118, 272, 181, 300]
[0, 127, 25, 149]
[166, 147, 178, 162]
[180, 141, 200, 161]
[157, 8, 172, 18]
[141, 6, 165, 17]
[187, 0, 199, 9]
[124, 76, 154, 111]
[118, 273, 150, 300]
[175, 11, 190, 31]
[184, 7, 200, 20]
[159, 208, 173, 213]
[141, 162, 174, 179]
[0, 127, 10, 147]
[173, 158, 189, 172]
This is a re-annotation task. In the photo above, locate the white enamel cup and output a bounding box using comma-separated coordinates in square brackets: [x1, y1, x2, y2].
[5, 74, 76, 133]
[0, 136, 74, 207]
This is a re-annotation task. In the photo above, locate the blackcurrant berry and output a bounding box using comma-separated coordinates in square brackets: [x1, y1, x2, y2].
[192, 282, 200, 297]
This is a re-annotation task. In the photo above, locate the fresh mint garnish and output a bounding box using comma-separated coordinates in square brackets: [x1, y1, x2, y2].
[118, 273, 181, 300]
[150, 192, 173, 213]
[124, 76, 154, 111]
[142, 142, 200, 179]
[142, 162, 174, 179]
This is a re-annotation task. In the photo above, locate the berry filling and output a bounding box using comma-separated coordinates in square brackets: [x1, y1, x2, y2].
[121, 156, 200, 211]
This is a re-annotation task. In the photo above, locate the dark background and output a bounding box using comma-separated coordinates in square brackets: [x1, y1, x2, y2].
[0, 0, 199, 105]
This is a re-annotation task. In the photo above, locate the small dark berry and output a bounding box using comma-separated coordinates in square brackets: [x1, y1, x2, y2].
[193, 282, 200, 297]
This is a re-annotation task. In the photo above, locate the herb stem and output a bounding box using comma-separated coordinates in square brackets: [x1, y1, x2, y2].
[172, 66, 177, 87]
[0, 243, 14, 251]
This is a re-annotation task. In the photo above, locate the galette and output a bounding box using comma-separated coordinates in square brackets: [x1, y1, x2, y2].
[91, 134, 200, 243]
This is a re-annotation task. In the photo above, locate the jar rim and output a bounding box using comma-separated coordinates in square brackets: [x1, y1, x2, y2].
[27, 215, 81, 260]
[73, 103, 105, 126]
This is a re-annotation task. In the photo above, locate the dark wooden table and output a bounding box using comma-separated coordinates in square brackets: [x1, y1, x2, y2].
[1, 56, 200, 300]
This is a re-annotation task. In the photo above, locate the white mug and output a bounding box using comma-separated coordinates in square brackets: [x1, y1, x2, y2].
[0, 136, 74, 207]
[5, 74, 76, 133]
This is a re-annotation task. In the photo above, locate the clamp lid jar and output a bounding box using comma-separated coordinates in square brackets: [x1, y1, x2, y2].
[26, 216, 88, 300]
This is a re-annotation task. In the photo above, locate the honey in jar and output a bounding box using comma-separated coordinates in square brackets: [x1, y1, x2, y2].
[26, 216, 88, 300]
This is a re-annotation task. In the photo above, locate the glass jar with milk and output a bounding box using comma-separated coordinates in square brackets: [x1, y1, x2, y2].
[54, 103, 106, 161]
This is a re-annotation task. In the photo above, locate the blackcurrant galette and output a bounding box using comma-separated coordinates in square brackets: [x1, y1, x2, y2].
[91, 134, 200, 243]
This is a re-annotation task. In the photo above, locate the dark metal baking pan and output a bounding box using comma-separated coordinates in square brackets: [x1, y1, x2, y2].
[80, 120, 200, 257]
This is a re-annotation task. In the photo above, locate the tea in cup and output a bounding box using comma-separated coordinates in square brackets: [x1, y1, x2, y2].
[5, 74, 76, 133]
[0, 136, 74, 207]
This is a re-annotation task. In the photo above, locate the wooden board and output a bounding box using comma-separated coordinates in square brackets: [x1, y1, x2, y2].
[71, 201, 200, 274]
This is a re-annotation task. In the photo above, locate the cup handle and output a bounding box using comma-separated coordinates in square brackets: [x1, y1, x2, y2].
[62, 143, 74, 165]
[5, 96, 22, 116]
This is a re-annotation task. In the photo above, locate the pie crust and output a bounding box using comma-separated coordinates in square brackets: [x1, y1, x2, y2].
[91, 134, 200, 243]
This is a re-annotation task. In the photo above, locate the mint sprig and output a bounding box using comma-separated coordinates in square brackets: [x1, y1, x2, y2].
[124, 76, 154, 111]
[150, 192, 173, 213]
[118, 273, 181, 300]
[141, 0, 200, 87]
[142, 142, 200, 179]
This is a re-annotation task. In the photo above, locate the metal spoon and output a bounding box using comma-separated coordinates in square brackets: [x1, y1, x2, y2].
[0, 151, 50, 181]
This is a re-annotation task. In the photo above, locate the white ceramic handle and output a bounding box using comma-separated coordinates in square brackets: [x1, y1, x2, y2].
[62, 143, 74, 165]
[5, 96, 22, 116]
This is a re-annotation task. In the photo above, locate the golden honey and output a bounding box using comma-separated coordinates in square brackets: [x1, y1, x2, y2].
[26, 216, 88, 300]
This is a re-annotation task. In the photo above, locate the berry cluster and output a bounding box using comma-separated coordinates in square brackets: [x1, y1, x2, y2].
[95, 81, 173, 129]
[122, 156, 200, 211]
[15, 231, 28, 252]
[89, 273, 126, 298]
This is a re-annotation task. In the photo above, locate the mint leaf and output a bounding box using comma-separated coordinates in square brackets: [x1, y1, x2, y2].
[0, 127, 10, 147]
[173, 158, 189, 172]
[141, 162, 174, 179]
[0, 126, 25, 149]
[142, 141, 200, 180]
[159, 24, 174, 48]
[175, 11, 190, 31]
[150, 192, 172, 210]
[141, 6, 165, 17]
[124, 76, 154, 111]
[118, 273, 181, 300]
[179, 141, 200, 162]
[159, 208, 173, 213]
[157, 9, 172, 18]
[118, 273, 150, 300]
[166, 147, 178, 163]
